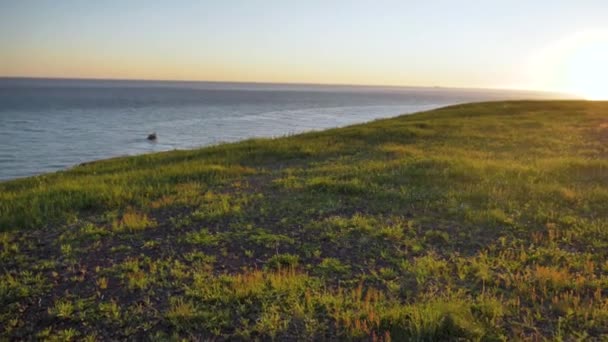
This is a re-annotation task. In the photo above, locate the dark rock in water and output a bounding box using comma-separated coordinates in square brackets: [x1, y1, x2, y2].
[147, 132, 157, 140]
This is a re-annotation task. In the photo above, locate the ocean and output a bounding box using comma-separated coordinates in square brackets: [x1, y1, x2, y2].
[0, 78, 565, 181]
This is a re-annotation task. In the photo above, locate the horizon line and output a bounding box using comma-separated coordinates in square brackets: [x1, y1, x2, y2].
[0, 75, 567, 95]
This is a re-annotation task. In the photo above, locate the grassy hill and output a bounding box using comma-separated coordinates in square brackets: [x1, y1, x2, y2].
[1, 101, 608, 340]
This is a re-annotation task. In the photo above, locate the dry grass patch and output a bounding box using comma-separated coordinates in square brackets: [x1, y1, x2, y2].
[112, 208, 156, 232]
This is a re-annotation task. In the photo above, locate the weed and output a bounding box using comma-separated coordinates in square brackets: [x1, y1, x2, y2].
[49, 299, 74, 319]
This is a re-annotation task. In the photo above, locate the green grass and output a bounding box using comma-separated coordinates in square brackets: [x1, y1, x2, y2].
[1, 100, 608, 340]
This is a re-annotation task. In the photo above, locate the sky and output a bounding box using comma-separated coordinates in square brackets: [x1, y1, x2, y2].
[1, 1, 607, 96]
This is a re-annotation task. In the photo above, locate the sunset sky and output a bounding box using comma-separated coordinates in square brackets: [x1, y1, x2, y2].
[1, 1, 607, 97]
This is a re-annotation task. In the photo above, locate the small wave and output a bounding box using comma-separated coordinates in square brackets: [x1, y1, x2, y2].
[21, 127, 47, 133]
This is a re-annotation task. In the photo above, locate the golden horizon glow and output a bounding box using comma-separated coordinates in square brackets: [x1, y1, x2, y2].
[2, 3, 607, 96]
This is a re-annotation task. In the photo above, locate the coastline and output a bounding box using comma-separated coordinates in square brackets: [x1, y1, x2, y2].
[0, 103, 445, 182]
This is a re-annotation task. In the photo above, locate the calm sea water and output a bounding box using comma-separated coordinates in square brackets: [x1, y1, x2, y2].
[0, 78, 565, 181]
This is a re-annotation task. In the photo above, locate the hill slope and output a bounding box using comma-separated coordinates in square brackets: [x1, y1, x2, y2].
[2, 101, 608, 340]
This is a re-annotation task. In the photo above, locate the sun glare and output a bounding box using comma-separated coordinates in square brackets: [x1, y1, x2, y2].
[563, 31, 608, 100]
[530, 30, 608, 100]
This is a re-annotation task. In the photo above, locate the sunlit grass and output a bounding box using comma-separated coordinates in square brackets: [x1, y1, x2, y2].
[1, 101, 608, 339]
